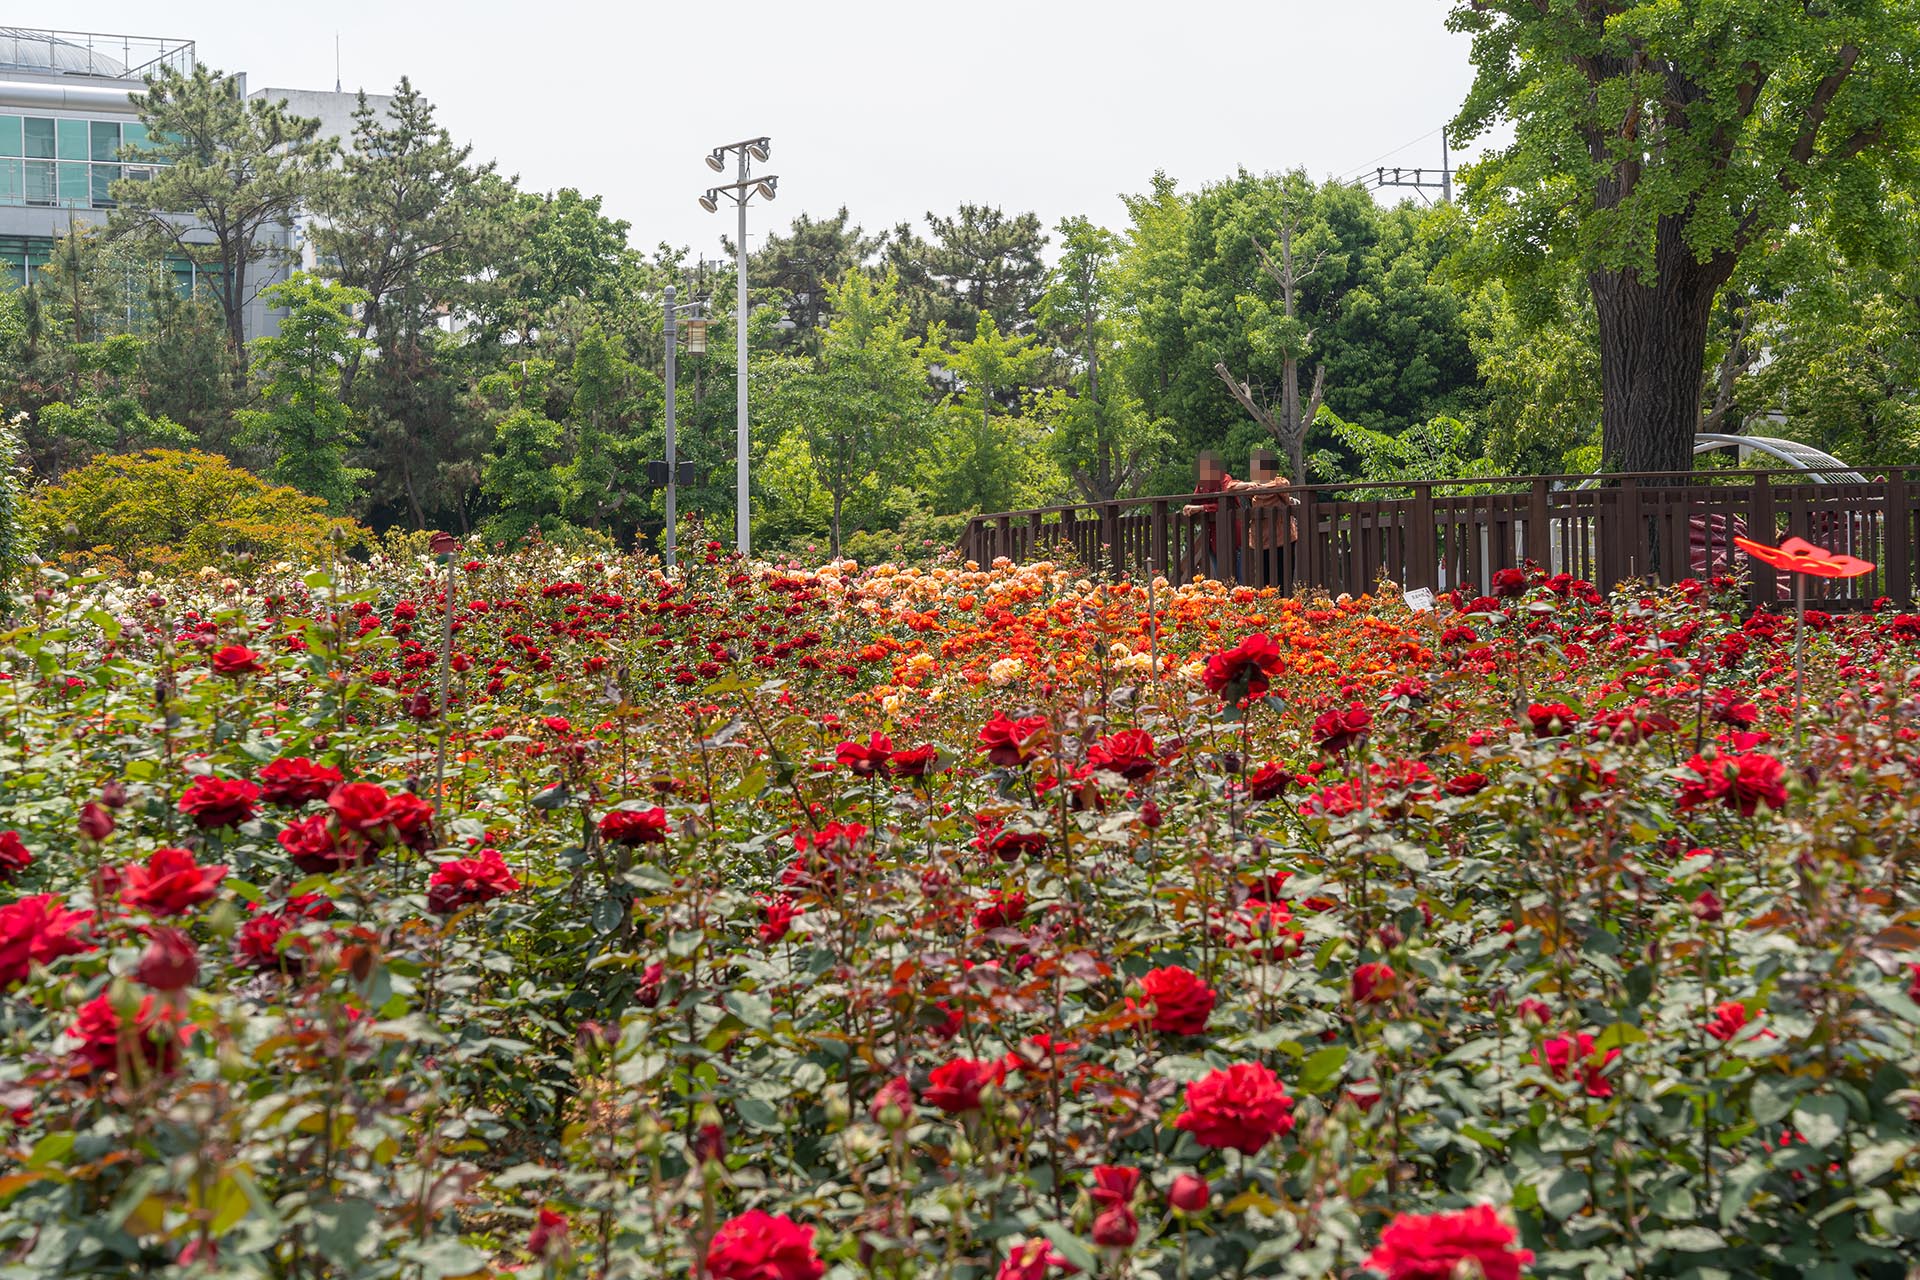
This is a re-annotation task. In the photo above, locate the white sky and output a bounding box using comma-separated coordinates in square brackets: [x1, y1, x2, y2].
[40, 0, 1494, 257]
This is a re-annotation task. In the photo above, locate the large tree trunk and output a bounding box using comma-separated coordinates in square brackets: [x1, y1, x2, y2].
[1592, 221, 1734, 475]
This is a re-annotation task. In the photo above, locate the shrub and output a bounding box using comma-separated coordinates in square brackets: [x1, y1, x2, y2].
[27, 447, 365, 573]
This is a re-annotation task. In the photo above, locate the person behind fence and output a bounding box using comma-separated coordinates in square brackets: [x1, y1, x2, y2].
[1228, 448, 1297, 587]
[1181, 450, 1239, 579]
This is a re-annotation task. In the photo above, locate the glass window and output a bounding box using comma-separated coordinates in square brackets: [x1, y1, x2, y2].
[122, 122, 150, 153]
[0, 117, 19, 157]
[57, 162, 88, 207]
[0, 159, 20, 206]
[89, 120, 119, 162]
[23, 117, 54, 159]
[90, 164, 119, 207]
[24, 159, 54, 205]
[56, 119, 87, 161]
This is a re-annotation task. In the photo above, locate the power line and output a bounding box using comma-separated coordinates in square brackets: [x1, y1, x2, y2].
[1336, 126, 1444, 183]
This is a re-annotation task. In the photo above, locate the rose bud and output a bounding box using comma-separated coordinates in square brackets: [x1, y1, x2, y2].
[78, 802, 115, 843]
[869, 1075, 914, 1130]
[100, 781, 130, 809]
[1692, 890, 1724, 923]
[136, 927, 199, 992]
[1168, 1174, 1210, 1214]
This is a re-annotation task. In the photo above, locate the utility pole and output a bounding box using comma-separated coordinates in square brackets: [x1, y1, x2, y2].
[663, 284, 678, 571]
[1355, 129, 1455, 204]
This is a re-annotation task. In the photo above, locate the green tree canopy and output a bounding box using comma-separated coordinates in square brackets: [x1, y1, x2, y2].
[233, 274, 371, 513]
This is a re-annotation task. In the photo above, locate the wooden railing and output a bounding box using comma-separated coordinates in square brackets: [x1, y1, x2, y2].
[959, 468, 1920, 611]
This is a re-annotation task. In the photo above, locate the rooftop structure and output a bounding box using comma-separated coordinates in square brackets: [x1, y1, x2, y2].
[0, 28, 192, 82]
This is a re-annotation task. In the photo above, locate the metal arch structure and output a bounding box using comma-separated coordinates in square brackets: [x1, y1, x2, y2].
[1693, 433, 1866, 484]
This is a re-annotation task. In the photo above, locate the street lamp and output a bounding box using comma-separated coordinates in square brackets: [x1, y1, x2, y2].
[699, 135, 777, 559]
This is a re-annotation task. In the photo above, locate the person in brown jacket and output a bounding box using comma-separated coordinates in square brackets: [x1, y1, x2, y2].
[1227, 448, 1297, 588]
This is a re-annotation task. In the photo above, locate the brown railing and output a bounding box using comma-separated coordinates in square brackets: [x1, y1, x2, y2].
[960, 468, 1919, 611]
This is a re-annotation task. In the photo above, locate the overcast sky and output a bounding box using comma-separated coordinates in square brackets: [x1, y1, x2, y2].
[43, 0, 1493, 258]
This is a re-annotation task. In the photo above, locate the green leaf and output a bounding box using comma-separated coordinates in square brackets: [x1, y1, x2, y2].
[1792, 1094, 1849, 1150]
[725, 991, 772, 1031]
[308, 1198, 377, 1265]
[25, 1132, 73, 1170]
[1297, 1044, 1349, 1094]
[1539, 1167, 1588, 1220]
[1646, 1227, 1727, 1252]
[1750, 1076, 1800, 1126]
[1037, 1224, 1099, 1277]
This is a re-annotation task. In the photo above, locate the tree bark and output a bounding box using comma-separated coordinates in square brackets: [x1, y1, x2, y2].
[1592, 219, 1733, 474]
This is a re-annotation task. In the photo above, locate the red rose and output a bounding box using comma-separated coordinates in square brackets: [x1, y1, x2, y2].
[1444, 772, 1488, 797]
[1364, 1204, 1533, 1280]
[0, 894, 94, 987]
[599, 806, 671, 846]
[1088, 729, 1157, 782]
[1138, 965, 1216, 1035]
[0, 830, 32, 879]
[972, 814, 1048, 862]
[427, 847, 522, 915]
[135, 926, 199, 991]
[1091, 1204, 1138, 1248]
[997, 1240, 1070, 1280]
[527, 1209, 569, 1260]
[973, 889, 1028, 931]
[1311, 704, 1373, 755]
[1247, 761, 1292, 801]
[327, 782, 398, 833]
[1526, 702, 1579, 737]
[1491, 566, 1529, 598]
[979, 713, 1050, 767]
[1677, 752, 1787, 817]
[259, 757, 344, 805]
[636, 961, 666, 1007]
[758, 893, 800, 945]
[210, 644, 266, 677]
[705, 1210, 825, 1280]
[924, 1057, 1005, 1113]
[1091, 1164, 1141, 1243]
[234, 894, 332, 973]
[1174, 1061, 1295, 1154]
[1705, 1000, 1774, 1043]
[1351, 962, 1397, 1005]
[278, 813, 371, 874]
[887, 744, 940, 778]
[120, 846, 228, 916]
[1533, 1032, 1618, 1097]
[382, 791, 436, 851]
[68, 992, 187, 1077]
[177, 776, 260, 829]
[835, 732, 894, 779]
[1202, 632, 1284, 701]
[1167, 1173, 1210, 1214]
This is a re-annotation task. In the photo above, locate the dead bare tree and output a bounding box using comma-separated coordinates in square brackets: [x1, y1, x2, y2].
[1213, 205, 1327, 483]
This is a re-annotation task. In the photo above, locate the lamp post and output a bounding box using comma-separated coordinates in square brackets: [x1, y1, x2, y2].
[660, 283, 710, 572]
[699, 136, 777, 559]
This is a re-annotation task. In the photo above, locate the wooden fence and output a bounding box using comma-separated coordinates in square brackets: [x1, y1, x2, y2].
[959, 468, 1920, 611]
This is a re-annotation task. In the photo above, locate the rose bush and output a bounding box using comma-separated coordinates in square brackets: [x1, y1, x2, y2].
[0, 546, 1915, 1277]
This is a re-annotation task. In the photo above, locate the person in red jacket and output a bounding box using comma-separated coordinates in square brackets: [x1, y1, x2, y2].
[1182, 451, 1238, 580]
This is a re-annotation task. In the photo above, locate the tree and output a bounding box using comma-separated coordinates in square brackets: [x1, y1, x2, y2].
[1208, 179, 1349, 482]
[750, 208, 882, 349]
[931, 312, 1049, 515]
[310, 79, 505, 396]
[30, 336, 191, 476]
[1451, 1, 1920, 474]
[763, 270, 927, 556]
[561, 326, 660, 538]
[478, 360, 569, 544]
[233, 274, 371, 513]
[890, 205, 1048, 341]
[111, 64, 335, 382]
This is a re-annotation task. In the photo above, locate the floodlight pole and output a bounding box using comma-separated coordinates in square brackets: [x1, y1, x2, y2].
[734, 149, 750, 559]
[663, 284, 678, 571]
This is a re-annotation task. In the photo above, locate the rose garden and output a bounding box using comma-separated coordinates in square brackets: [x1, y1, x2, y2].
[0, 540, 1917, 1279]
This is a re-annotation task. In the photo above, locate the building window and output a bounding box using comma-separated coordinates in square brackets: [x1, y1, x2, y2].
[57, 162, 88, 208]
[23, 117, 54, 159]
[0, 159, 20, 206]
[0, 116, 19, 157]
[55, 118, 87, 162]
[24, 159, 53, 206]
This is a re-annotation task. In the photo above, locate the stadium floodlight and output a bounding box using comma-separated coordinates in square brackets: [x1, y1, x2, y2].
[699, 137, 781, 558]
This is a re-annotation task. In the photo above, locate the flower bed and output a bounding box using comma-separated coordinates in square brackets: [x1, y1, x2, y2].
[1, 547, 1918, 1278]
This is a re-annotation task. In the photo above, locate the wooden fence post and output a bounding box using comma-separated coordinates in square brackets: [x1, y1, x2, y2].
[1885, 469, 1912, 607]
[1295, 487, 1319, 592]
[1410, 483, 1435, 591]
[1748, 472, 1776, 611]
[1150, 500, 1169, 580]
[1528, 477, 1551, 570]
[1103, 502, 1123, 579]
